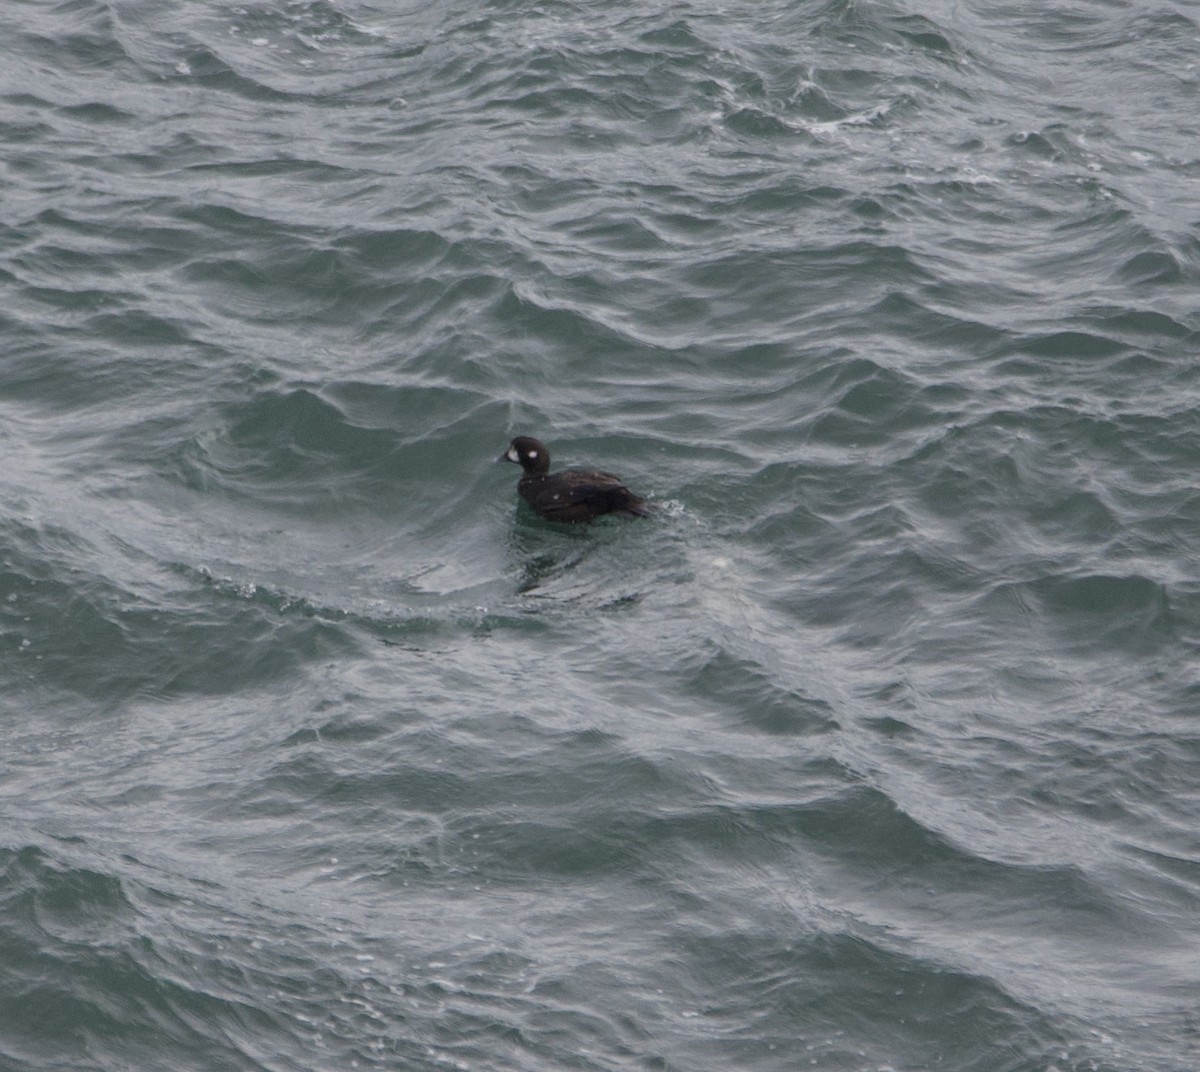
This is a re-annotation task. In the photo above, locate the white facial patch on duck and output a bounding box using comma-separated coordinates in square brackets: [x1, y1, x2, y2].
[528, 449, 538, 459]
[506, 446, 520, 462]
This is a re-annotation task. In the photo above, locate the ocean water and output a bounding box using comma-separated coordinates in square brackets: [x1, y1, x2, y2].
[2, 0, 1199, 1069]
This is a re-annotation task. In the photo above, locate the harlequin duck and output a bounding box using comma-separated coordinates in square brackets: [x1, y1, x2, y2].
[499, 436, 649, 523]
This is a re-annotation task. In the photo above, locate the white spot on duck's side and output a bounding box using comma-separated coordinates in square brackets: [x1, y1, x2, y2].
[506, 447, 519, 462]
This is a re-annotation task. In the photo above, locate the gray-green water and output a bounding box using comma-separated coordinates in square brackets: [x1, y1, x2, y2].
[3, 1, 1199, 1069]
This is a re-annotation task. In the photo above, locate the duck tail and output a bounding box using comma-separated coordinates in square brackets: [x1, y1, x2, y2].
[614, 490, 651, 518]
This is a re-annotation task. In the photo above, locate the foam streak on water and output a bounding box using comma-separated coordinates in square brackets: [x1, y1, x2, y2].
[2, 1, 1200, 1070]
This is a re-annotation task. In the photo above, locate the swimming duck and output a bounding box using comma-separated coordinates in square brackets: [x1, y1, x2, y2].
[499, 436, 649, 523]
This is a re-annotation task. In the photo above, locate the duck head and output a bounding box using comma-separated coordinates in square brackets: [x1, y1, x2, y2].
[499, 436, 551, 474]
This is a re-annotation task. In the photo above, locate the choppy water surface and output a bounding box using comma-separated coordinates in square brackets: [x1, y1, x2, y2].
[3, 1, 1200, 1069]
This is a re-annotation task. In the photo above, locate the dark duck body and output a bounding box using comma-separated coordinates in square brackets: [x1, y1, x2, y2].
[500, 436, 649, 523]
